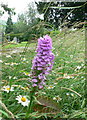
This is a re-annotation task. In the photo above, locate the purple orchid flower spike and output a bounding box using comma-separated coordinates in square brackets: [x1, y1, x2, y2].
[31, 35, 55, 89]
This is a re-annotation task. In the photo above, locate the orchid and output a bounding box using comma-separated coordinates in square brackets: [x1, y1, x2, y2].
[31, 35, 54, 89]
[26, 35, 54, 117]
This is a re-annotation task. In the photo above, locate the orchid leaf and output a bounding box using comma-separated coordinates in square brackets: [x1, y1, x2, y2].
[36, 96, 61, 112]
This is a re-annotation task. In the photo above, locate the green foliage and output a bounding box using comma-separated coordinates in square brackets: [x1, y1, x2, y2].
[26, 2, 37, 24]
[5, 17, 13, 34]
[12, 19, 50, 42]
[1, 28, 86, 119]
[50, 30, 60, 36]
[36, 2, 86, 28]
[1, 3, 15, 34]
[11, 2, 51, 42]
[13, 22, 28, 34]
[3, 42, 27, 49]
[23, 21, 51, 41]
[5, 33, 24, 42]
[0, 109, 9, 118]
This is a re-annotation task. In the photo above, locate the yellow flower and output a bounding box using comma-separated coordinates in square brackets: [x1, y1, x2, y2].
[16, 95, 30, 106]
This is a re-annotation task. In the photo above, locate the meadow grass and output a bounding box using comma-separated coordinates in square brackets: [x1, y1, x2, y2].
[2, 41, 36, 49]
[1, 28, 86, 119]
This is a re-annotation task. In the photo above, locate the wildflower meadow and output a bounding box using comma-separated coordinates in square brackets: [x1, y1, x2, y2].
[1, 28, 86, 119]
[0, 1, 87, 119]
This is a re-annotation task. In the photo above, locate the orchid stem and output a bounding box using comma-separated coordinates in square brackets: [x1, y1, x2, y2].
[25, 89, 35, 118]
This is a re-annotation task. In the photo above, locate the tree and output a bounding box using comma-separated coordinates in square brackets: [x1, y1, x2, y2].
[13, 13, 28, 34]
[13, 2, 40, 41]
[1, 3, 15, 34]
[36, 1, 86, 29]
[1, 3, 15, 16]
[26, 2, 37, 24]
[12, 2, 49, 42]
[5, 17, 13, 34]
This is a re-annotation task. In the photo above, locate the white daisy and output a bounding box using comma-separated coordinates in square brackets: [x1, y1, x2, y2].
[8, 76, 12, 79]
[11, 50, 17, 53]
[54, 82, 57, 85]
[16, 95, 30, 107]
[65, 76, 71, 79]
[70, 55, 73, 58]
[66, 93, 70, 96]
[5, 63, 10, 65]
[47, 85, 55, 89]
[53, 95, 62, 102]
[75, 66, 81, 71]
[13, 76, 17, 79]
[2, 85, 14, 93]
[23, 72, 29, 76]
[41, 92, 46, 94]
[10, 62, 19, 66]
[6, 55, 12, 58]
[21, 58, 26, 61]
[77, 66, 81, 70]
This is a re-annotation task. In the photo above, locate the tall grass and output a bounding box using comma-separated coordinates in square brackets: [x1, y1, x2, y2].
[1, 28, 86, 119]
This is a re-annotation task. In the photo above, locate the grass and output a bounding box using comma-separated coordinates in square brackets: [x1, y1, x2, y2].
[2, 41, 37, 49]
[1, 28, 86, 119]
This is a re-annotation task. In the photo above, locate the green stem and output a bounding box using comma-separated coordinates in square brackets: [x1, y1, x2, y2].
[25, 89, 35, 118]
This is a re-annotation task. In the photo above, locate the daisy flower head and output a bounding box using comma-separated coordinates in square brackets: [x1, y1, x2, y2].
[24, 72, 29, 76]
[6, 55, 12, 58]
[21, 58, 26, 61]
[53, 95, 62, 102]
[16, 95, 30, 107]
[71, 93, 74, 97]
[2, 85, 14, 93]
[11, 62, 19, 66]
[8, 76, 12, 79]
[66, 93, 70, 96]
[13, 76, 17, 79]
[70, 55, 73, 59]
[77, 66, 81, 70]
[5, 63, 10, 65]
[47, 85, 55, 89]
[75, 66, 81, 71]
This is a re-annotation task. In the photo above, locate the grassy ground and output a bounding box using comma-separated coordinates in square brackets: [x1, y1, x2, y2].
[2, 41, 36, 49]
[1, 28, 86, 119]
